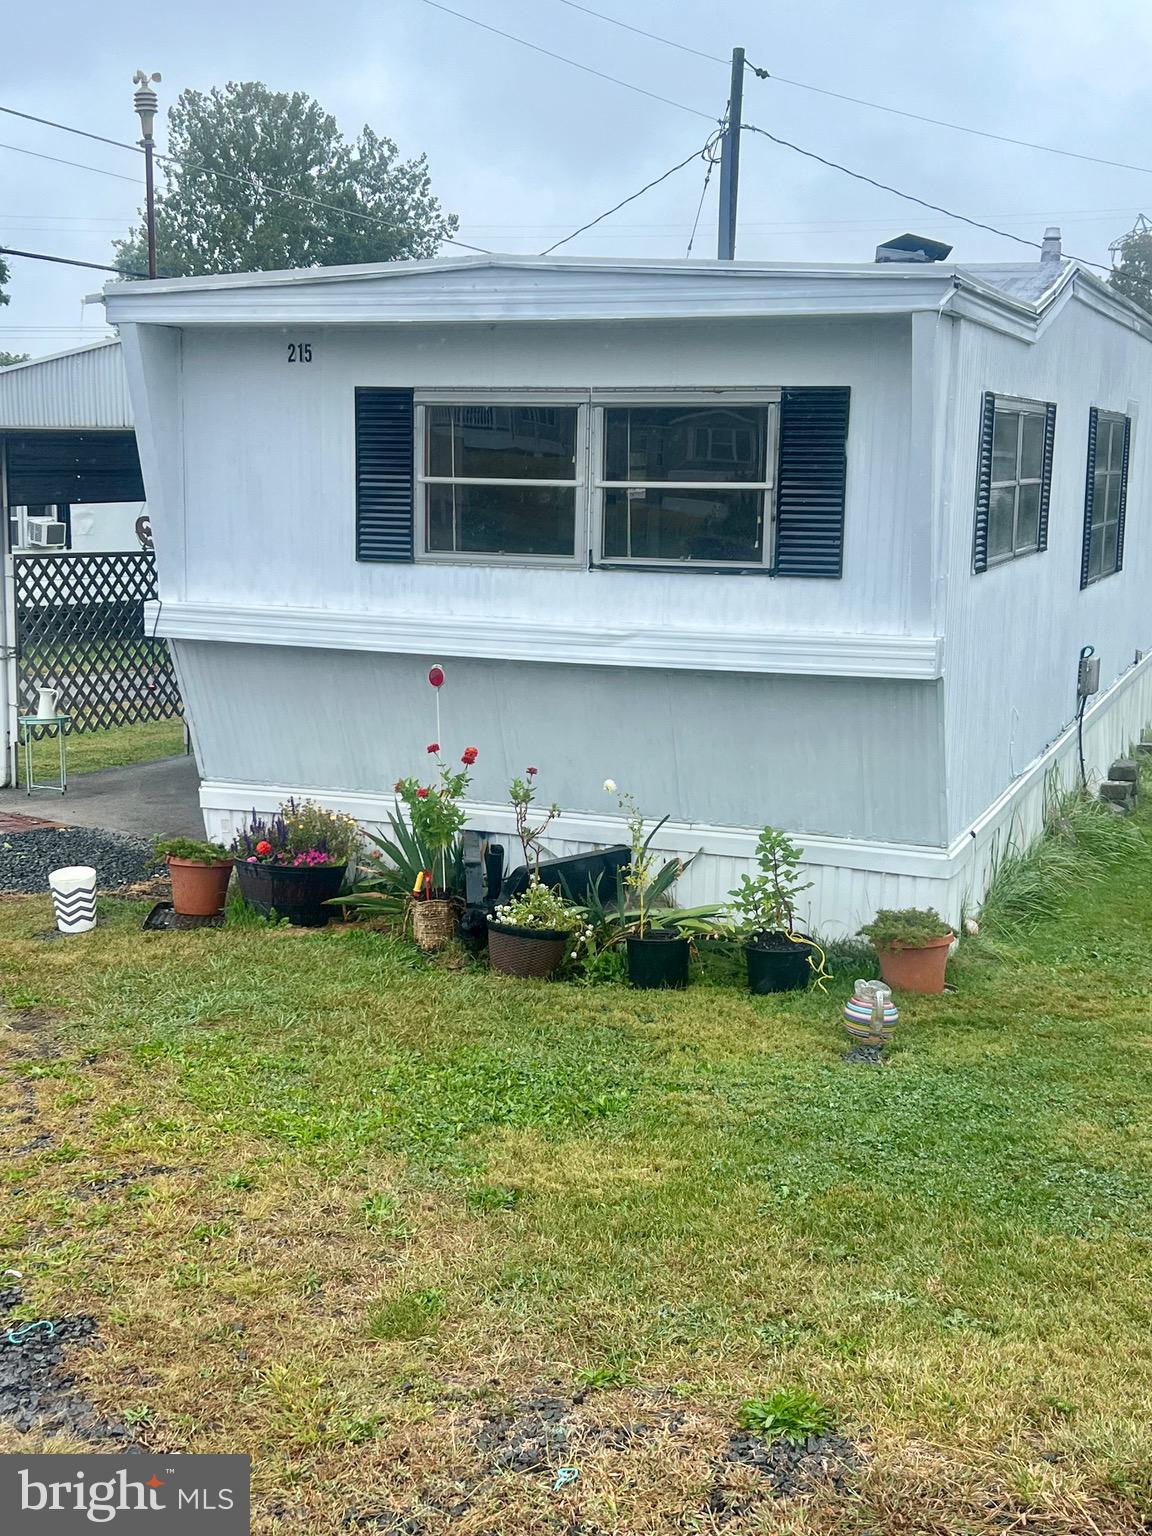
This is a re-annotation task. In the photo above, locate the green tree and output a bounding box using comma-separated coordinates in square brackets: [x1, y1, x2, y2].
[1109, 224, 1152, 316]
[0, 353, 29, 367]
[0, 250, 9, 307]
[114, 81, 457, 277]
[0, 254, 26, 362]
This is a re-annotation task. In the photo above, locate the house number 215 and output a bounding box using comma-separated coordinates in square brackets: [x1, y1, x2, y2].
[287, 342, 313, 362]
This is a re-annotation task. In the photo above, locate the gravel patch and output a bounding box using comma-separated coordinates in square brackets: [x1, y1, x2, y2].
[0, 826, 162, 895]
[842, 1042, 887, 1066]
[0, 1287, 131, 1442]
[724, 1429, 861, 1498]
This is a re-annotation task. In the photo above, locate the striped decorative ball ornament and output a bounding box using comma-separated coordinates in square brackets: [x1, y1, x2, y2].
[843, 980, 899, 1044]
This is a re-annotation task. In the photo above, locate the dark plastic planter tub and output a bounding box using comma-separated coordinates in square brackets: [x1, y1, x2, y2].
[745, 934, 816, 994]
[626, 930, 690, 990]
[234, 860, 347, 927]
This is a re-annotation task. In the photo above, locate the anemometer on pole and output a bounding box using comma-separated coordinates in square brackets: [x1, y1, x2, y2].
[132, 70, 162, 279]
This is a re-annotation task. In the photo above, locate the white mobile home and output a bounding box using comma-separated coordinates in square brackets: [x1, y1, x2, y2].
[103, 247, 1152, 933]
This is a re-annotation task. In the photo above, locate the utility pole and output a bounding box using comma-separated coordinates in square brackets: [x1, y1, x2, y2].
[132, 70, 162, 279]
[716, 47, 744, 261]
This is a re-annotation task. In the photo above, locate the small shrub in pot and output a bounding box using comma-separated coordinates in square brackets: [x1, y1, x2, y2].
[726, 826, 821, 994]
[858, 907, 954, 995]
[155, 836, 233, 917]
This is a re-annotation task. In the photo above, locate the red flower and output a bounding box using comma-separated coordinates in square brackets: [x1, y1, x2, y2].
[255, 840, 272, 856]
[416, 787, 429, 799]
[461, 746, 478, 766]
[526, 766, 538, 777]
[427, 742, 440, 754]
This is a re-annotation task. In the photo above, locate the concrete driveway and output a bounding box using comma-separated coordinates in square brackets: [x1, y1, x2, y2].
[0, 754, 203, 839]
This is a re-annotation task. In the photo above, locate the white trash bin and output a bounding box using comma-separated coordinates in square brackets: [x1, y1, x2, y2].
[48, 866, 97, 934]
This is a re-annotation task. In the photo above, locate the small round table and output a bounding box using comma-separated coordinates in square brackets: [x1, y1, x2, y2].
[18, 714, 71, 796]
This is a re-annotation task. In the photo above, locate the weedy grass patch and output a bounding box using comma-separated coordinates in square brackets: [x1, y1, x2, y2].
[0, 809, 1151, 1533]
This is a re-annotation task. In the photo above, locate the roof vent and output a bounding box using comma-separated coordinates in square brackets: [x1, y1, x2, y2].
[1041, 226, 1062, 263]
[874, 232, 954, 264]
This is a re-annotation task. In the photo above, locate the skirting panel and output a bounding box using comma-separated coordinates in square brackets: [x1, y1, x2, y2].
[200, 650, 1152, 938]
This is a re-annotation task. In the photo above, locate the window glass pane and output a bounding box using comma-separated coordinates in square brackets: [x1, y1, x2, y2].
[1104, 471, 1122, 526]
[1092, 469, 1110, 528]
[603, 407, 768, 484]
[1109, 419, 1126, 471]
[603, 487, 763, 562]
[1102, 518, 1119, 574]
[987, 485, 1016, 559]
[992, 409, 1020, 483]
[1019, 412, 1045, 480]
[1087, 523, 1103, 579]
[1015, 481, 1041, 552]
[427, 484, 575, 556]
[427, 405, 577, 480]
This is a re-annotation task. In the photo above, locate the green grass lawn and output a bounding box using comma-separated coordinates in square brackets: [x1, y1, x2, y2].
[0, 813, 1150, 1533]
[21, 716, 186, 781]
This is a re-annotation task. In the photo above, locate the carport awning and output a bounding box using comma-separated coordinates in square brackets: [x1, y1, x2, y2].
[3, 431, 144, 504]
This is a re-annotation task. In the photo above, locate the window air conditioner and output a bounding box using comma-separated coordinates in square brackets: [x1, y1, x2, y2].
[25, 517, 67, 548]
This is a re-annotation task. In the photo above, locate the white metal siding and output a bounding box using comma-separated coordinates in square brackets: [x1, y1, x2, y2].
[167, 316, 924, 639]
[940, 297, 1152, 838]
[0, 341, 131, 429]
[174, 639, 946, 846]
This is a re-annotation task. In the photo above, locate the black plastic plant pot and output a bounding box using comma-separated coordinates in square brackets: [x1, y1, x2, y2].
[499, 845, 631, 905]
[745, 933, 815, 994]
[626, 930, 690, 990]
[234, 860, 347, 927]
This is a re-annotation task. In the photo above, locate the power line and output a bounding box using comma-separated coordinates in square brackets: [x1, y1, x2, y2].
[0, 101, 489, 256]
[741, 123, 1112, 271]
[549, 0, 726, 64]
[749, 67, 1152, 180]
[536, 1, 1152, 178]
[686, 120, 724, 258]
[0, 104, 142, 156]
[418, 0, 719, 122]
[540, 137, 717, 255]
[0, 245, 150, 278]
[0, 140, 140, 183]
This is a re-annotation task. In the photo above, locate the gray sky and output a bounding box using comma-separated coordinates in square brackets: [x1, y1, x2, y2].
[3, 0, 1152, 357]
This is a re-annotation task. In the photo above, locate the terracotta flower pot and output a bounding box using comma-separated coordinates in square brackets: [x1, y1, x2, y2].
[875, 933, 953, 995]
[167, 856, 234, 917]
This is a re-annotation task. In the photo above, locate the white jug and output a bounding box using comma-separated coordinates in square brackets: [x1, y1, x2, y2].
[35, 686, 60, 719]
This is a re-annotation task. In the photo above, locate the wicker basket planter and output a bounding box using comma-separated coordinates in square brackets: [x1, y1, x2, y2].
[411, 898, 459, 951]
[487, 921, 568, 978]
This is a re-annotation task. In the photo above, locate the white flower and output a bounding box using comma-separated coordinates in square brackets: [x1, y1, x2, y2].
[964, 918, 980, 936]
[603, 779, 617, 794]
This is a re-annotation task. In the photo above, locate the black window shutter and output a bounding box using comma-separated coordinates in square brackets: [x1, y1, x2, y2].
[1079, 407, 1099, 590]
[1115, 414, 1132, 573]
[1036, 401, 1057, 551]
[355, 388, 415, 562]
[972, 391, 996, 574]
[773, 387, 851, 577]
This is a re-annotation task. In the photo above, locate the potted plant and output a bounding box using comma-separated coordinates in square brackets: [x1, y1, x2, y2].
[232, 799, 361, 927]
[606, 784, 717, 990]
[858, 907, 954, 995]
[395, 742, 477, 950]
[485, 766, 582, 976]
[489, 880, 585, 978]
[726, 826, 819, 994]
[155, 836, 233, 917]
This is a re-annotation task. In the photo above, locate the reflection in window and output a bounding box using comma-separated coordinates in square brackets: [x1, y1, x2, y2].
[600, 405, 774, 564]
[423, 405, 579, 558]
